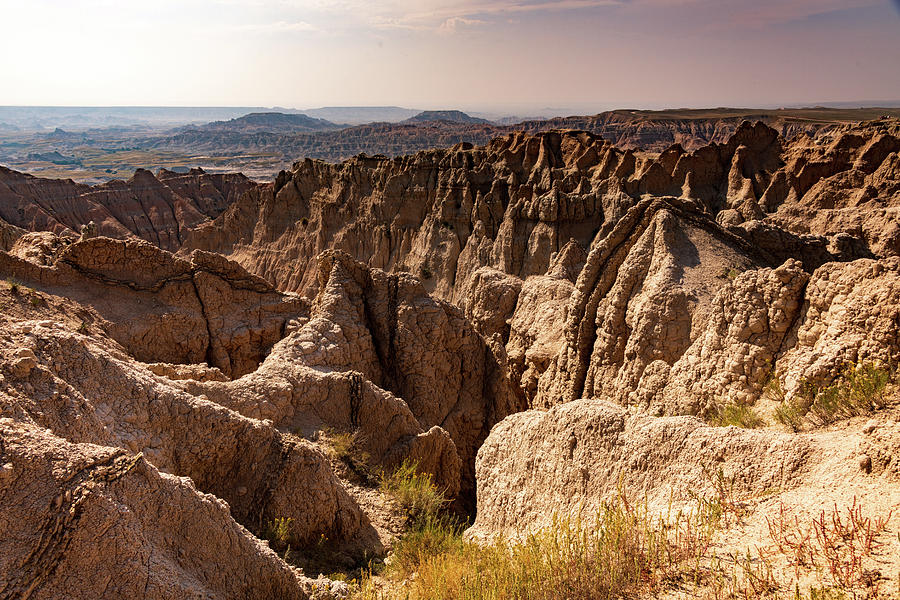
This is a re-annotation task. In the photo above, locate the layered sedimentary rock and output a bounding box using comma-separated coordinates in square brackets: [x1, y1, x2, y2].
[183, 120, 899, 312]
[0, 316, 366, 548]
[0, 236, 305, 377]
[132, 107, 900, 166]
[3, 118, 900, 597]
[767, 121, 900, 256]
[184, 250, 517, 502]
[0, 419, 314, 600]
[0, 236, 499, 595]
[0, 230, 518, 593]
[0, 166, 255, 251]
[534, 197, 896, 417]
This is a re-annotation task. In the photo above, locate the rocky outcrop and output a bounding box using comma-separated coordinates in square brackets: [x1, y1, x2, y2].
[467, 398, 898, 546]
[654, 260, 808, 415]
[0, 317, 369, 556]
[536, 197, 771, 410]
[183, 120, 894, 310]
[189, 251, 517, 504]
[534, 196, 897, 417]
[0, 236, 306, 377]
[767, 121, 900, 256]
[777, 258, 900, 394]
[0, 217, 25, 252]
[0, 166, 255, 251]
[0, 418, 317, 600]
[502, 242, 584, 406]
[468, 399, 810, 539]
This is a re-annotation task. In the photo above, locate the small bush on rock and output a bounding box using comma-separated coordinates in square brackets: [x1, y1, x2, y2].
[775, 362, 893, 431]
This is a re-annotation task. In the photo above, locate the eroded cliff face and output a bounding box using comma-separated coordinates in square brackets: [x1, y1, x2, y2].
[0, 236, 305, 378]
[182, 120, 900, 305]
[0, 166, 256, 251]
[2, 120, 900, 598]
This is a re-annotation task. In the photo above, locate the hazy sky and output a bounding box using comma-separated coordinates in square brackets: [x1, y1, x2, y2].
[2, 0, 900, 112]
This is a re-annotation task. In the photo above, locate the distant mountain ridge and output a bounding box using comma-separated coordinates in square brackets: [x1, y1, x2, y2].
[298, 106, 420, 124]
[192, 112, 340, 133]
[403, 110, 492, 125]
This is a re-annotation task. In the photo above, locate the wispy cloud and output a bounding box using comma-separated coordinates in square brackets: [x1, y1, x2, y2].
[723, 0, 883, 28]
[303, 0, 624, 32]
[617, 0, 885, 29]
[237, 20, 317, 32]
[437, 16, 487, 34]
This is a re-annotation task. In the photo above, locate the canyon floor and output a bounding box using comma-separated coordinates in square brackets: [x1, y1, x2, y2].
[1, 116, 900, 599]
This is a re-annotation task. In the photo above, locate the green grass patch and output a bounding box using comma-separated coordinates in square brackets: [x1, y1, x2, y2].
[711, 401, 765, 429]
[261, 516, 297, 553]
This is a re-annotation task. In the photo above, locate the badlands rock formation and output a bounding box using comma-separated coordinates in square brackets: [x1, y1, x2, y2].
[0, 166, 255, 251]
[0, 419, 315, 600]
[183, 120, 898, 302]
[2, 119, 899, 597]
[0, 236, 305, 377]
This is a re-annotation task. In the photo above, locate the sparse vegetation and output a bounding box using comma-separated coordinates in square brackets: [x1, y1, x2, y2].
[763, 369, 787, 403]
[419, 265, 433, 280]
[28, 293, 44, 307]
[352, 463, 896, 600]
[711, 401, 766, 429]
[262, 517, 297, 552]
[721, 267, 741, 280]
[379, 460, 449, 525]
[766, 498, 892, 596]
[77, 321, 89, 334]
[356, 490, 727, 600]
[6, 279, 19, 294]
[319, 427, 373, 482]
[774, 362, 893, 431]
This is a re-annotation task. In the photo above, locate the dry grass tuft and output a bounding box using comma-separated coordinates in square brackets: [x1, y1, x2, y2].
[356, 482, 728, 600]
[379, 460, 449, 525]
[352, 465, 895, 600]
[319, 427, 374, 483]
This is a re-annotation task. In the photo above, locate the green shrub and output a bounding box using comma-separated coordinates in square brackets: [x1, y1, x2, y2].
[774, 362, 892, 431]
[711, 402, 765, 429]
[774, 396, 812, 432]
[6, 279, 19, 294]
[261, 517, 296, 552]
[379, 460, 448, 525]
